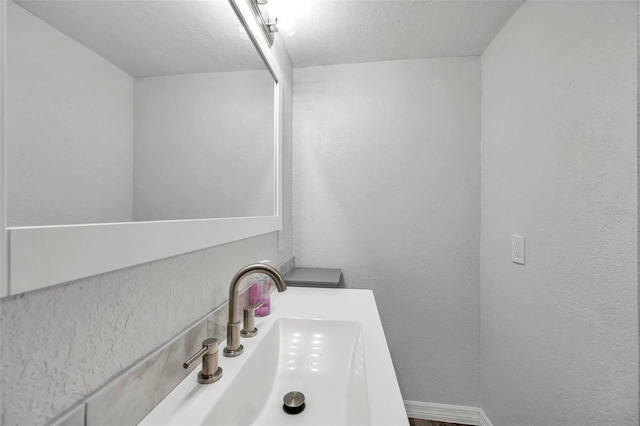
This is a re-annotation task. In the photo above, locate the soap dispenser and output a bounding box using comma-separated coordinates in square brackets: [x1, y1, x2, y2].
[251, 273, 271, 317]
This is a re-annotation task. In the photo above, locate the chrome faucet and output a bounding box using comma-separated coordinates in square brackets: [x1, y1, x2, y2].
[223, 263, 287, 357]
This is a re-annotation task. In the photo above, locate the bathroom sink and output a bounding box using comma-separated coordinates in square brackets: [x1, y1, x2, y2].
[205, 319, 368, 425]
[139, 288, 407, 426]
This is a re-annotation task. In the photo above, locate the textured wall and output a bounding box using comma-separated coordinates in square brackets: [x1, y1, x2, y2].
[293, 58, 481, 406]
[0, 29, 294, 426]
[7, 2, 134, 227]
[133, 70, 275, 220]
[480, 2, 638, 425]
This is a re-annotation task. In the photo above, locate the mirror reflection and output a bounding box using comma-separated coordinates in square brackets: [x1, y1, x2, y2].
[7, 0, 275, 226]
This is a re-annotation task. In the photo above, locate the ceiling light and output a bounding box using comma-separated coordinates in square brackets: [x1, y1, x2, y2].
[264, 0, 303, 37]
[249, 0, 276, 46]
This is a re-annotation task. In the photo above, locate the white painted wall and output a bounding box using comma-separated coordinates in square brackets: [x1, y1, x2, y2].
[133, 70, 274, 221]
[0, 0, 8, 298]
[293, 58, 481, 406]
[0, 26, 294, 426]
[6, 1, 134, 226]
[480, 2, 638, 425]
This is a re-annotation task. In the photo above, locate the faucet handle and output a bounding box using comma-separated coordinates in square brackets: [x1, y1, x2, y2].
[183, 338, 223, 384]
[249, 301, 264, 313]
[240, 302, 263, 338]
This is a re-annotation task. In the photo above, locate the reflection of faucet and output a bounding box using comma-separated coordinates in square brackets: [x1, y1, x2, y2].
[223, 263, 287, 357]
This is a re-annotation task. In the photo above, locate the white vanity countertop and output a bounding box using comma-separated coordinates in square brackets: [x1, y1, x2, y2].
[139, 287, 408, 426]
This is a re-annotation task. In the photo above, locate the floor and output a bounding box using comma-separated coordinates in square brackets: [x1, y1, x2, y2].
[408, 419, 470, 426]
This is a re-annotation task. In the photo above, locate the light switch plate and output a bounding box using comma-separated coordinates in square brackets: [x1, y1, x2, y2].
[512, 235, 525, 265]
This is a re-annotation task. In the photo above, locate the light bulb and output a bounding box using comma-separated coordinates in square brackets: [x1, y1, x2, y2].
[266, 0, 308, 37]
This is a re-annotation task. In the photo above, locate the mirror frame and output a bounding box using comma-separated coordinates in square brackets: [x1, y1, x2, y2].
[0, 0, 283, 297]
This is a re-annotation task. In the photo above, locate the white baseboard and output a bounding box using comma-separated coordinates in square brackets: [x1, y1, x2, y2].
[478, 408, 494, 426]
[404, 400, 493, 426]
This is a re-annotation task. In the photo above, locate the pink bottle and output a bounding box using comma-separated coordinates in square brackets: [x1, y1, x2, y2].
[251, 275, 271, 316]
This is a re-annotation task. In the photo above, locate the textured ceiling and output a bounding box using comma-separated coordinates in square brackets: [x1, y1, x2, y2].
[272, 0, 525, 68]
[15, 0, 525, 75]
[14, 0, 267, 77]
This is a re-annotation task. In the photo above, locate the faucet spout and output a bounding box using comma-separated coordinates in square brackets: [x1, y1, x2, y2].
[223, 263, 287, 357]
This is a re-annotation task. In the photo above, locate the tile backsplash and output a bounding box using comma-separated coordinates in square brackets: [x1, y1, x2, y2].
[48, 257, 294, 426]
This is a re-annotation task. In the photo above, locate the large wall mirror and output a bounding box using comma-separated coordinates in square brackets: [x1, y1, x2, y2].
[8, 0, 275, 225]
[1, 0, 283, 296]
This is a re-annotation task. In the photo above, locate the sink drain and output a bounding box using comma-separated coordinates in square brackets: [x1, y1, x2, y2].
[283, 391, 306, 415]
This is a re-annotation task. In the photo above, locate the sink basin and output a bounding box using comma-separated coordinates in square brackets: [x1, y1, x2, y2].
[207, 319, 369, 425]
[139, 288, 407, 426]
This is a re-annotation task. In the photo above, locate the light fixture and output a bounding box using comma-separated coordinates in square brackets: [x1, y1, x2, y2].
[264, 0, 299, 36]
[249, 0, 278, 47]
